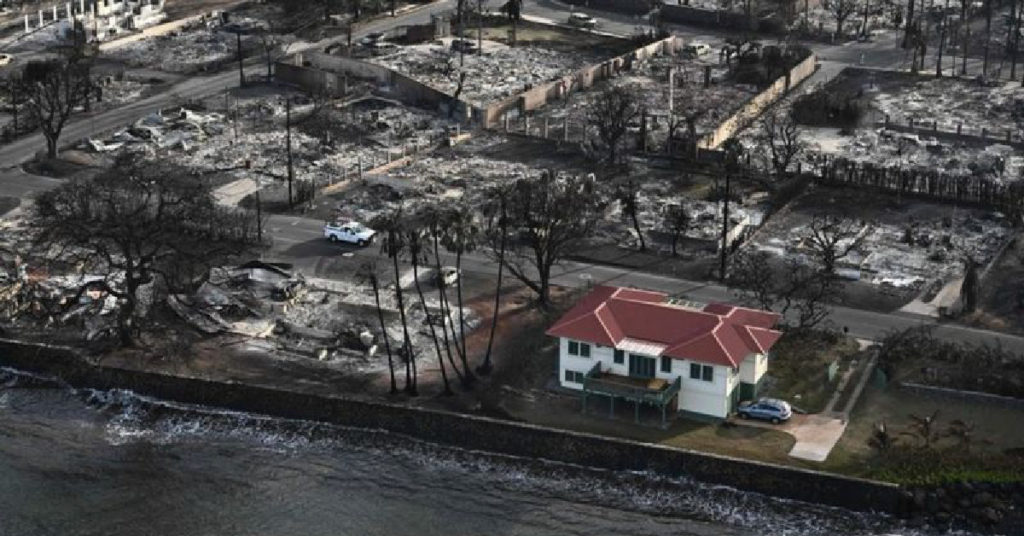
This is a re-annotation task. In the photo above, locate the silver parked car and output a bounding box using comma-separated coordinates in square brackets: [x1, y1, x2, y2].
[736, 398, 792, 424]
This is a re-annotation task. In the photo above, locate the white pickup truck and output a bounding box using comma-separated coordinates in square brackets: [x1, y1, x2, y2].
[324, 221, 376, 246]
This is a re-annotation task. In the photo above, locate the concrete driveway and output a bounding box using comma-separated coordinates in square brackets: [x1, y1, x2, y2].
[733, 413, 848, 462]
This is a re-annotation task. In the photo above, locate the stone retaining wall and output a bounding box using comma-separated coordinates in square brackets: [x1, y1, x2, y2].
[899, 381, 1024, 410]
[0, 338, 903, 514]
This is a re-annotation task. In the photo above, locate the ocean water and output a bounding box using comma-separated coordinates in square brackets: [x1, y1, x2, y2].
[0, 368, 949, 536]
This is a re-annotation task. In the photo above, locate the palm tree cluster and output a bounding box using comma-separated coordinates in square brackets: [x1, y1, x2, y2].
[362, 199, 504, 396]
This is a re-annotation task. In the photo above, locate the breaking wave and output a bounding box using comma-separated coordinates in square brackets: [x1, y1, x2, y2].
[71, 385, 948, 536]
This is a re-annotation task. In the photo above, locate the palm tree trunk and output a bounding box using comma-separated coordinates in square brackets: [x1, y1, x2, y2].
[454, 249, 474, 382]
[478, 209, 507, 375]
[413, 253, 453, 396]
[371, 275, 398, 394]
[431, 230, 466, 383]
[391, 242, 416, 396]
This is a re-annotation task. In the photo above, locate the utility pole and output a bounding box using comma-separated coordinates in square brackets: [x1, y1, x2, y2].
[937, 0, 949, 76]
[983, 0, 992, 78]
[256, 188, 263, 243]
[719, 169, 730, 282]
[862, 0, 870, 38]
[668, 66, 674, 115]
[236, 31, 244, 87]
[286, 97, 294, 207]
[1012, 0, 1022, 80]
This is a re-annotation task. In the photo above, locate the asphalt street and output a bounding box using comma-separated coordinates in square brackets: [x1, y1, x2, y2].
[1, 0, 1022, 352]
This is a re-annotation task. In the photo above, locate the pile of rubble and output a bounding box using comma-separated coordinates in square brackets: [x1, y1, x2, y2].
[105, 15, 266, 73]
[370, 39, 603, 105]
[168, 261, 479, 373]
[797, 127, 1023, 180]
[332, 140, 758, 253]
[531, 51, 757, 149]
[874, 78, 1024, 136]
[83, 95, 453, 205]
[749, 209, 1011, 289]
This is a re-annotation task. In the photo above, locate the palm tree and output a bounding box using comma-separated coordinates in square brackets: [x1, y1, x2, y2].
[477, 187, 509, 375]
[441, 202, 479, 384]
[425, 207, 467, 385]
[373, 208, 417, 396]
[406, 210, 454, 396]
[358, 260, 397, 394]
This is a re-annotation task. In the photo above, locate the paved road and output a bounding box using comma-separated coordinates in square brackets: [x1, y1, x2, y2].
[1, 0, 1022, 353]
[265, 213, 1024, 353]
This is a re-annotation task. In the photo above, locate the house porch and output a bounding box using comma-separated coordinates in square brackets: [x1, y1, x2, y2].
[581, 362, 681, 427]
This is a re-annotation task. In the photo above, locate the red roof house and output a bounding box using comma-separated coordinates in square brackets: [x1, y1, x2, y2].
[547, 285, 784, 420]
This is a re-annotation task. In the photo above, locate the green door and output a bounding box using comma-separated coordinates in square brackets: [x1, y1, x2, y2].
[628, 355, 656, 378]
[739, 381, 756, 402]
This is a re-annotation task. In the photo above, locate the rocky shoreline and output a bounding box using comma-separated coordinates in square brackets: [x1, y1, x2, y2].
[902, 482, 1024, 534]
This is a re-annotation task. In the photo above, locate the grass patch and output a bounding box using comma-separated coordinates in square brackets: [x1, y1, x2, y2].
[762, 330, 859, 413]
[824, 381, 1024, 484]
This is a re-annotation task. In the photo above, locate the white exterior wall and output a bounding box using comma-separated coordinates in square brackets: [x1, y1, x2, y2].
[676, 359, 730, 418]
[738, 353, 768, 384]
[557, 337, 733, 419]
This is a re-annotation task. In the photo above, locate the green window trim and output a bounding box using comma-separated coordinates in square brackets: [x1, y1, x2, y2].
[613, 349, 624, 364]
[568, 340, 579, 356]
[660, 356, 672, 373]
[579, 343, 591, 357]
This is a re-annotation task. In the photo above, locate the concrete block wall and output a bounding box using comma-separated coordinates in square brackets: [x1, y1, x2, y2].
[697, 53, 816, 150]
[0, 338, 903, 515]
[481, 36, 677, 127]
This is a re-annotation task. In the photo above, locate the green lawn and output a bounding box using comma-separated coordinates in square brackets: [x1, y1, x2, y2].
[762, 331, 860, 413]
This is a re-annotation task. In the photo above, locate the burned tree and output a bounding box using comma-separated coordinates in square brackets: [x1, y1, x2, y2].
[729, 249, 841, 330]
[805, 214, 864, 275]
[961, 256, 979, 313]
[486, 171, 602, 308]
[757, 109, 805, 180]
[21, 58, 91, 158]
[0, 72, 27, 139]
[662, 204, 690, 256]
[30, 156, 264, 346]
[824, 0, 859, 37]
[616, 178, 645, 251]
[587, 84, 641, 165]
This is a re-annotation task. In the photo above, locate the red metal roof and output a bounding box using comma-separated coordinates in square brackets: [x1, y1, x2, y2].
[546, 286, 783, 368]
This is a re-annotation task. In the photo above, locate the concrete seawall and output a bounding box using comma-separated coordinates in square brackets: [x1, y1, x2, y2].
[0, 338, 902, 514]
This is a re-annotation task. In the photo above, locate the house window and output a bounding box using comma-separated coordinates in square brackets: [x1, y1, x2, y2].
[564, 370, 585, 383]
[690, 363, 714, 382]
[579, 343, 591, 357]
[660, 356, 672, 373]
[568, 341, 579, 356]
[613, 349, 624, 364]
